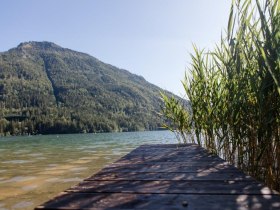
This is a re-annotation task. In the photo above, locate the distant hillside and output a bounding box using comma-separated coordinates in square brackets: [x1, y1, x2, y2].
[0, 41, 178, 135]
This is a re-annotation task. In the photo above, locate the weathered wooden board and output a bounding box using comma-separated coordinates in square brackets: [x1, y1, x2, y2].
[86, 171, 254, 181]
[68, 180, 278, 195]
[99, 162, 237, 173]
[109, 160, 226, 167]
[35, 193, 280, 210]
[116, 156, 224, 164]
[116, 157, 224, 164]
[35, 144, 280, 210]
[117, 153, 224, 163]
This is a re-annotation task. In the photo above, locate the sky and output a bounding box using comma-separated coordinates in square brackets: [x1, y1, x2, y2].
[0, 0, 231, 96]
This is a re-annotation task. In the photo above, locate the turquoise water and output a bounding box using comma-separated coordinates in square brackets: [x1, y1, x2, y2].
[0, 131, 176, 210]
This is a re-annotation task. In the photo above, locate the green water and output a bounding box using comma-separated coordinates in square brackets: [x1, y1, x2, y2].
[0, 131, 176, 210]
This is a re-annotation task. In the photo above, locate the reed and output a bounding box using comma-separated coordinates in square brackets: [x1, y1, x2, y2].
[161, 0, 280, 190]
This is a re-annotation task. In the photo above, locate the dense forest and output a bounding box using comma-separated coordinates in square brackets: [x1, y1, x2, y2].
[0, 41, 175, 136]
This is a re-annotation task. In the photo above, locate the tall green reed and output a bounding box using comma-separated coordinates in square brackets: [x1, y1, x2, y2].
[161, 0, 280, 190]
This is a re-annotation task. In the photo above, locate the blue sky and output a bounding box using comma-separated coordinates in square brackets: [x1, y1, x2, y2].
[0, 0, 231, 96]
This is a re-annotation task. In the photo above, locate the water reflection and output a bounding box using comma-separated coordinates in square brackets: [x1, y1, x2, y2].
[0, 176, 36, 184]
[12, 201, 33, 209]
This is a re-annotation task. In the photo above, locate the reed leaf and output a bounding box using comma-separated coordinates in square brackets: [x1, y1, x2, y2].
[161, 0, 280, 191]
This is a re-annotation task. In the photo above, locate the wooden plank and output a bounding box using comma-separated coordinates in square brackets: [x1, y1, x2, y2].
[86, 171, 254, 181]
[99, 162, 237, 173]
[35, 192, 280, 210]
[125, 148, 208, 156]
[117, 153, 224, 163]
[116, 156, 224, 164]
[110, 159, 226, 166]
[120, 147, 219, 157]
[131, 143, 201, 150]
[116, 157, 224, 164]
[68, 180, 279, 195]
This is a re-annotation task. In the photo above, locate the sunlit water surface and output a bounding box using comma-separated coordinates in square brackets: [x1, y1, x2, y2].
[0, 131, 176, 210]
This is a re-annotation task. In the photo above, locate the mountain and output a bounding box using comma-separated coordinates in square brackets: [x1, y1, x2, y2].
[0, 41, 176, 135]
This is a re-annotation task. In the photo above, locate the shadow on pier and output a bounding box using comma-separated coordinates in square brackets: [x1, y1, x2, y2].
[35, 144, 280, 210]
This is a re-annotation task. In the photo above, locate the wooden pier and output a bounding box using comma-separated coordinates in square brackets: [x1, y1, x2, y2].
[35, 144, 280, 210]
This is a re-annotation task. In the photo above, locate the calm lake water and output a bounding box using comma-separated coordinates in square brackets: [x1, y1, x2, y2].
[0, 131, 177, 210]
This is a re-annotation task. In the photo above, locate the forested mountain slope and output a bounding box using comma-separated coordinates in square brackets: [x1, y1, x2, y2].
[0, 41, 177, 135]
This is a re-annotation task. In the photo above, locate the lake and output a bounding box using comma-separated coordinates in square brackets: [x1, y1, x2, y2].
[0, 131, 177, 210]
